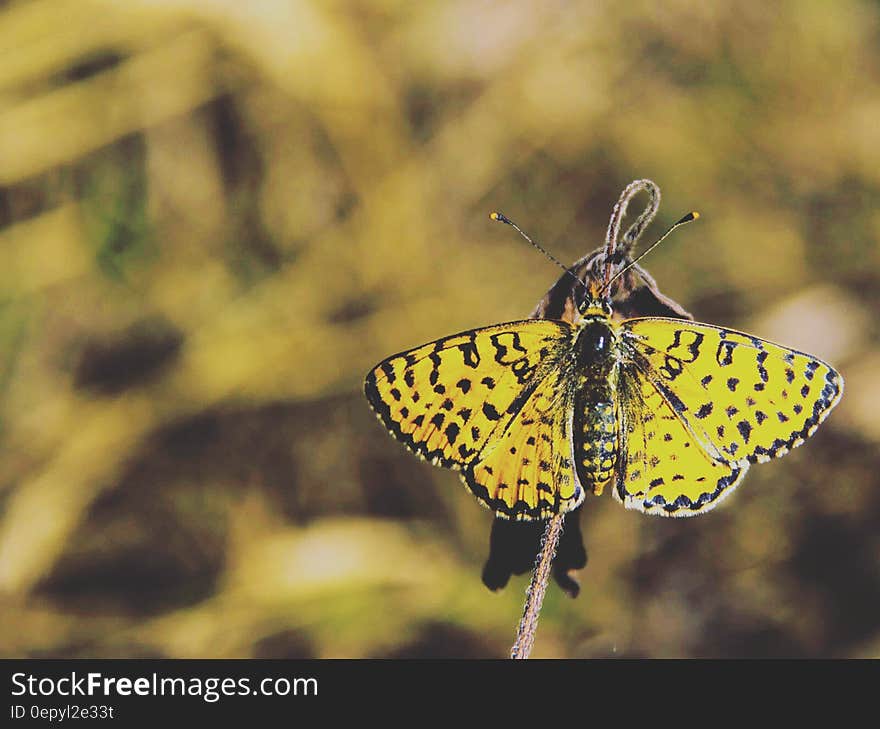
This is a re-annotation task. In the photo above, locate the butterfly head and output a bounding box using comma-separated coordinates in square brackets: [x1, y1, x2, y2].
[576, 289, 613, 321]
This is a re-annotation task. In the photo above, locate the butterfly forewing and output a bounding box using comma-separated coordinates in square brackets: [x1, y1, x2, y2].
[365, 320, 575, 499]
[622, 318, 844, 468]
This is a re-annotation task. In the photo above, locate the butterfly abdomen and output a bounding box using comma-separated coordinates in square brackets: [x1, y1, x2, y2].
[574, 389, 619, 495]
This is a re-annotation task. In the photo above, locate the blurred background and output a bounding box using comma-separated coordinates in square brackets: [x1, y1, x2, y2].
[0, 0, 878, 659]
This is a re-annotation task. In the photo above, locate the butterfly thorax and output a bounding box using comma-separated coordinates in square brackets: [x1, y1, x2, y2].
[572, 305, 620, 496]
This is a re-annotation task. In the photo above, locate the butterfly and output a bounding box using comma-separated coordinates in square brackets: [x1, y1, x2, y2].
[364, 191, 844, 521]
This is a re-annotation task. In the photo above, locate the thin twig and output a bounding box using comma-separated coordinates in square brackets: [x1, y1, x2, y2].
[509, 513, 565, 659]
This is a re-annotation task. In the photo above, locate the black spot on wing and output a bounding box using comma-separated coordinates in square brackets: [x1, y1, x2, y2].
[444, 422, 460, 444]
[695, 403, 713, 419]
[756, 350, 769, 382]
[716, 339, 737, 366]
[428, 352, 441, 386]
[380, 361, 396, 383]
[458, 338, 480, 368]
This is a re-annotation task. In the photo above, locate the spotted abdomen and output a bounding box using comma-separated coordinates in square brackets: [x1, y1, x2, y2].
[574, 390, 619, 495]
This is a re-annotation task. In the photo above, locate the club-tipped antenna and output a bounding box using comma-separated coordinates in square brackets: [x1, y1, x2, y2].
[491, 211, 588, 295]
[600, 211, 700, 296]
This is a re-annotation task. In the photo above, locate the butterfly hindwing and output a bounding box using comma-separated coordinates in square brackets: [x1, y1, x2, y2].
[365, 319, 574, 472]
[614, 363, 747, 515]
[466, 367, 584, 520]
[622, 318, 843, 467]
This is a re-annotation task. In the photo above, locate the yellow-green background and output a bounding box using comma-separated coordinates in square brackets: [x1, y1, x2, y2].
[1, 0, 878, 658]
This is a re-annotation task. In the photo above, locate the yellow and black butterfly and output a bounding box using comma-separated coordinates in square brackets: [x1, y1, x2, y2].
[364, 190, 843, 521]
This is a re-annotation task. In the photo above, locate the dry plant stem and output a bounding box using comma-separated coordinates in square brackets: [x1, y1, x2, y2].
[510, 513, 565, 659]
[602, 179, 660, 284]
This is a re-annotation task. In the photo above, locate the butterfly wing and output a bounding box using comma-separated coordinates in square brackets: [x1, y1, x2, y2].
[614, 362, 748, 515]
[465, 365, 584, 519]
[622, 318, 843, 467]
[365, 319, 584, 519]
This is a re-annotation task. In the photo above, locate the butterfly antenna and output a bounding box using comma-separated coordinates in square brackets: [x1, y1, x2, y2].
[491, 212, 589, 294]
[601, 211, 700, 296]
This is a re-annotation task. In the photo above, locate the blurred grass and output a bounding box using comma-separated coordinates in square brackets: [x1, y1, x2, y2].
[0, 0, 878, 658]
